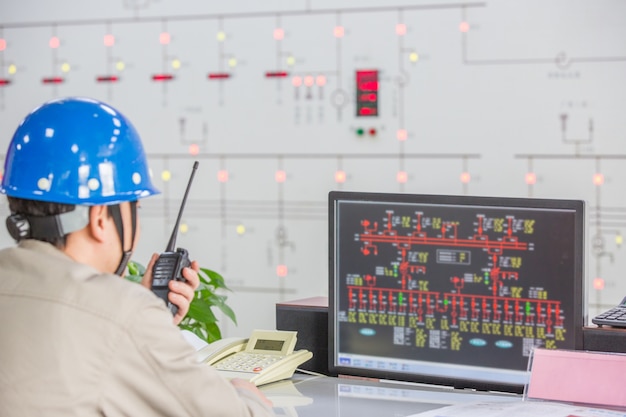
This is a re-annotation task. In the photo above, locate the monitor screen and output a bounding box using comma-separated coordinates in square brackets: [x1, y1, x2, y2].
[328, 191, 586, 393]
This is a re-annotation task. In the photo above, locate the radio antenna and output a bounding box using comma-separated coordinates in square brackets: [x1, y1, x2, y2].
[166, 161, 199, 252]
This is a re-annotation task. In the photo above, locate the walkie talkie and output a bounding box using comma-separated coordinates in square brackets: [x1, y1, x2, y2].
[151, 161, 199, 316]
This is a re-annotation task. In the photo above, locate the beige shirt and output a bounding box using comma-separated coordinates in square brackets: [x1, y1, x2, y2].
[0, 240, 274, 417]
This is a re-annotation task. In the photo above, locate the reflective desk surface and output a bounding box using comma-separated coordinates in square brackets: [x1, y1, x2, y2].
[261, 374, 522, 417]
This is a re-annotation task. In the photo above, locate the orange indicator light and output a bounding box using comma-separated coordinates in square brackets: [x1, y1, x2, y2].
[335, 170, 346, 183]
[593, 173, 604, 186]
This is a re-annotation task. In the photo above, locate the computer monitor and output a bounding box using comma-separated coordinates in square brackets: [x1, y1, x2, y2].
[328, 191, 586, 393]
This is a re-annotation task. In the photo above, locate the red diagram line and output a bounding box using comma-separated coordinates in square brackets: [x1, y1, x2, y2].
[360, 233, 529, 251]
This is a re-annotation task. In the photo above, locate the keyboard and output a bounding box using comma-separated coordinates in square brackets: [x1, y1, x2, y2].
[592, 297, 626, 328]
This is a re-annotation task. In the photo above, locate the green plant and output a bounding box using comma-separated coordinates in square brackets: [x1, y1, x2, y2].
[126, 261, 237, 344]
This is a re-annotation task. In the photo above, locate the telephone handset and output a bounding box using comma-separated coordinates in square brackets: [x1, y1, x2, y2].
[196, 329, 313, 386]
[151, 161, 198, 315]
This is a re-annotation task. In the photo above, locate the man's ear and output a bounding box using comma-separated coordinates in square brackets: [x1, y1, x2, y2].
[88, 205, 109, 242]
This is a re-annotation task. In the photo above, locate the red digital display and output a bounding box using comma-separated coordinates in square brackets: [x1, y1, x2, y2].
[152, 74, 174, 82]
[356, 70, 379, 117]
[208, 72, 231, 79]
[0, 79, 11, 86]
[96, 75, 119, 83]
[42, 77, 64, 84]
[266, 71, 288, 78]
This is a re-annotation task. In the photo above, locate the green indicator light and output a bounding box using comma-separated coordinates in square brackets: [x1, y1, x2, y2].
[356, 128, 365, 136]
[525, 302, 531, 314]
[398, 293, 404, 304]
[443, 299, 449, 306]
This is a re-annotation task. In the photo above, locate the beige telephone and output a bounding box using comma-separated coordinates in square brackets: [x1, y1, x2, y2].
[196, 329, 313, 386]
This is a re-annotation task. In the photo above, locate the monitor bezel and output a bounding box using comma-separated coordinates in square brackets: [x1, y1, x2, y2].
[328, 191, 586, 393]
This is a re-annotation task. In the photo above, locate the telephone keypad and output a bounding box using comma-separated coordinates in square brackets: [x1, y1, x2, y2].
[215, 352, 285, 373]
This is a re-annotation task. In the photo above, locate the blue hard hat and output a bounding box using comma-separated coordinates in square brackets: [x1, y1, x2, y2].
[0, 97, 160, 205]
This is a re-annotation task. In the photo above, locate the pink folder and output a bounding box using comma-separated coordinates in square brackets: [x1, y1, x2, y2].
[526, 348, 626, 408]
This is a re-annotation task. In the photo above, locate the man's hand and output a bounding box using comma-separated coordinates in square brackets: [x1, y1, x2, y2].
[230, 378, 274, 409]
[141, 253, 201, 325]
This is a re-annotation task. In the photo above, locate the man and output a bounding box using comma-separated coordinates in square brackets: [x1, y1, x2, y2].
[0, 97, 274, 416]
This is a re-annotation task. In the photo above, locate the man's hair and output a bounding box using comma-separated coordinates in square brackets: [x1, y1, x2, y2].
[7, 197, 77, 249]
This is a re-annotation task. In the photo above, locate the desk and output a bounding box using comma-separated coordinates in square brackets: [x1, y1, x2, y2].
[262, 374, 521, 417]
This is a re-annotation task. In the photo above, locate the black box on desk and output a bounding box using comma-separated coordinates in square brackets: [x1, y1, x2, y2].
[276, 296, 329, 375]
[583, 326, 626, 353]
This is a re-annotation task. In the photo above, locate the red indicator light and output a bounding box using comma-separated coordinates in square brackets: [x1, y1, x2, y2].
[266, 71, 288, 78]
[292, 76, 302, 87]
[49, 36, 60, 49]
[396, 171, 408, 183]
[96, 75, 119, 83]
[0, 38, 6, 51]
[316, 75, 327, 86]
[525, 172, 537, 185]
[103, 34, 115, 47]
[189, 144, 200, 156]
[335, 170, 346, 183]
[460, 172, 471, 184]
[275, 170, 287, 183]
[304, 75, 314, 87]
[208, 72, 231, 79]
[217, 170, 229, 183]
[334, 26, 345, 38]
[593, 277, 605, 290]
[368, 128, 377, 136]
[0, 79, 11, 86]
[42, 77, 64, 84]
[159, 32, 170, 45]
[152, 74, 174, 81]
[276, 264, 288, 277]
[397, 129, 407, 141]
[396, 23, 407, 36]
[273, 28, 284, 40]
[459, 22, 470, 33]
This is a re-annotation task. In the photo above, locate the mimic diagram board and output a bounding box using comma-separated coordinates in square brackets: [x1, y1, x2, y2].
[336, 201, 578, 371]
[0, 0, 625, 336]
